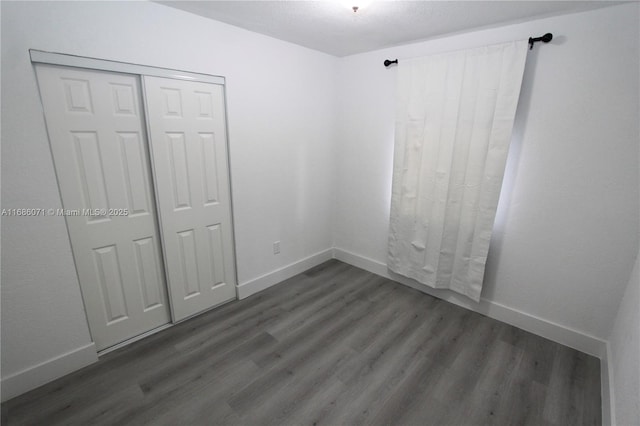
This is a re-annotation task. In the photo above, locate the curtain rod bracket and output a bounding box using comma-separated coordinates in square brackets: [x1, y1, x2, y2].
[528, 33, 553, 50]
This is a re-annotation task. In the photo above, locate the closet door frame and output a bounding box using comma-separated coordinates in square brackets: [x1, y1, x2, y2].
[30, 50, 226, 85]
[30, 49, 240, 327]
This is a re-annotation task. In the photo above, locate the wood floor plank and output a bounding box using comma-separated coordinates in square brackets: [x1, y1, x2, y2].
[441, 339, 525, 424]
[265, 269, 383, 339]
[368, 355, 450, 426]
[335, 293, 437, 386]
[231, 296, 379, 412]
[500, 325, 557, 386]
[2, 260, 602, 426]
[279, 377, 347, 426]
[473, 341, 548, 426]
[48, 384, 144, 426]
[236, 345, 357, 425]
[139, 332, 278, 399]
[321, 348, 430, 426]
[173, 261, 353, 352]
[116, 358, 260, 425]
[249, 275, 390, 370]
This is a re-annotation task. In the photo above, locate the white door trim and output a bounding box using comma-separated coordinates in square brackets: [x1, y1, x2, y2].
[29, 49, 225, 85]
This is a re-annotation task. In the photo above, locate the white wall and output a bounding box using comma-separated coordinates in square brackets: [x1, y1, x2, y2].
[1, 0, 337, 396]
[334, 3, 639, 342]
[608, 252, 640, 426]
[608, 28, 640, 419]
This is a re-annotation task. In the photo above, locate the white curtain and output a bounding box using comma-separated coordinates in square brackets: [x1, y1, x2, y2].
[388, 40, 528, 302]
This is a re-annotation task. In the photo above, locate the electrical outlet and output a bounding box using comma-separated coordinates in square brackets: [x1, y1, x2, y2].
[273, 241, 281, 255]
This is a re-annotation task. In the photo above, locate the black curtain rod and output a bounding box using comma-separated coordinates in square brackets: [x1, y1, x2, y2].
[383, 33, 553, 67]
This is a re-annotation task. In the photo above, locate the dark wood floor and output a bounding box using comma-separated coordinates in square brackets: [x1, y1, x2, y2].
[2, 260, 601, 425]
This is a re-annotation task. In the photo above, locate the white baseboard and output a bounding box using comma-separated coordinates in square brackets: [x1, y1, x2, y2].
[1, 342, 98, 402]
[601, 342, 615, 426]
[236, 249, 334, 300]
[333, 247, 606, 358]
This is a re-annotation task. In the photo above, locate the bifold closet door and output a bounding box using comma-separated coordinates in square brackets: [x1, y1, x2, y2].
[35, 65, 171, 351]
[144, 76, 236, 321]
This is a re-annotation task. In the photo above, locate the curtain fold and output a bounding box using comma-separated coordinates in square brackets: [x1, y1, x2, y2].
[388, 40, 528, 302]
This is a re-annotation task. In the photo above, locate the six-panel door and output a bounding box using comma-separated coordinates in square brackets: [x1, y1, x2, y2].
[35, 65, 171, 351]
[144, 76, 237, 321]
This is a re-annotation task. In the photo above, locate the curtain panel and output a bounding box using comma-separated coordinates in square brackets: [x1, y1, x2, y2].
[388, 40, 528, 302]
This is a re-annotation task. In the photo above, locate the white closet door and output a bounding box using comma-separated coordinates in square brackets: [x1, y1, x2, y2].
[144, 76, 236, 321]
[35, 65, 171, 351]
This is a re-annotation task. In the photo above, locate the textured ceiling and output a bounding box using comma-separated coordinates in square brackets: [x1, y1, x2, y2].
[158, 1, 623, 57]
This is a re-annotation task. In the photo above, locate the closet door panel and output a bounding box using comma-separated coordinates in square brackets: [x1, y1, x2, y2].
[144, 76, 236, 321]
[35, 65, 171, 351]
